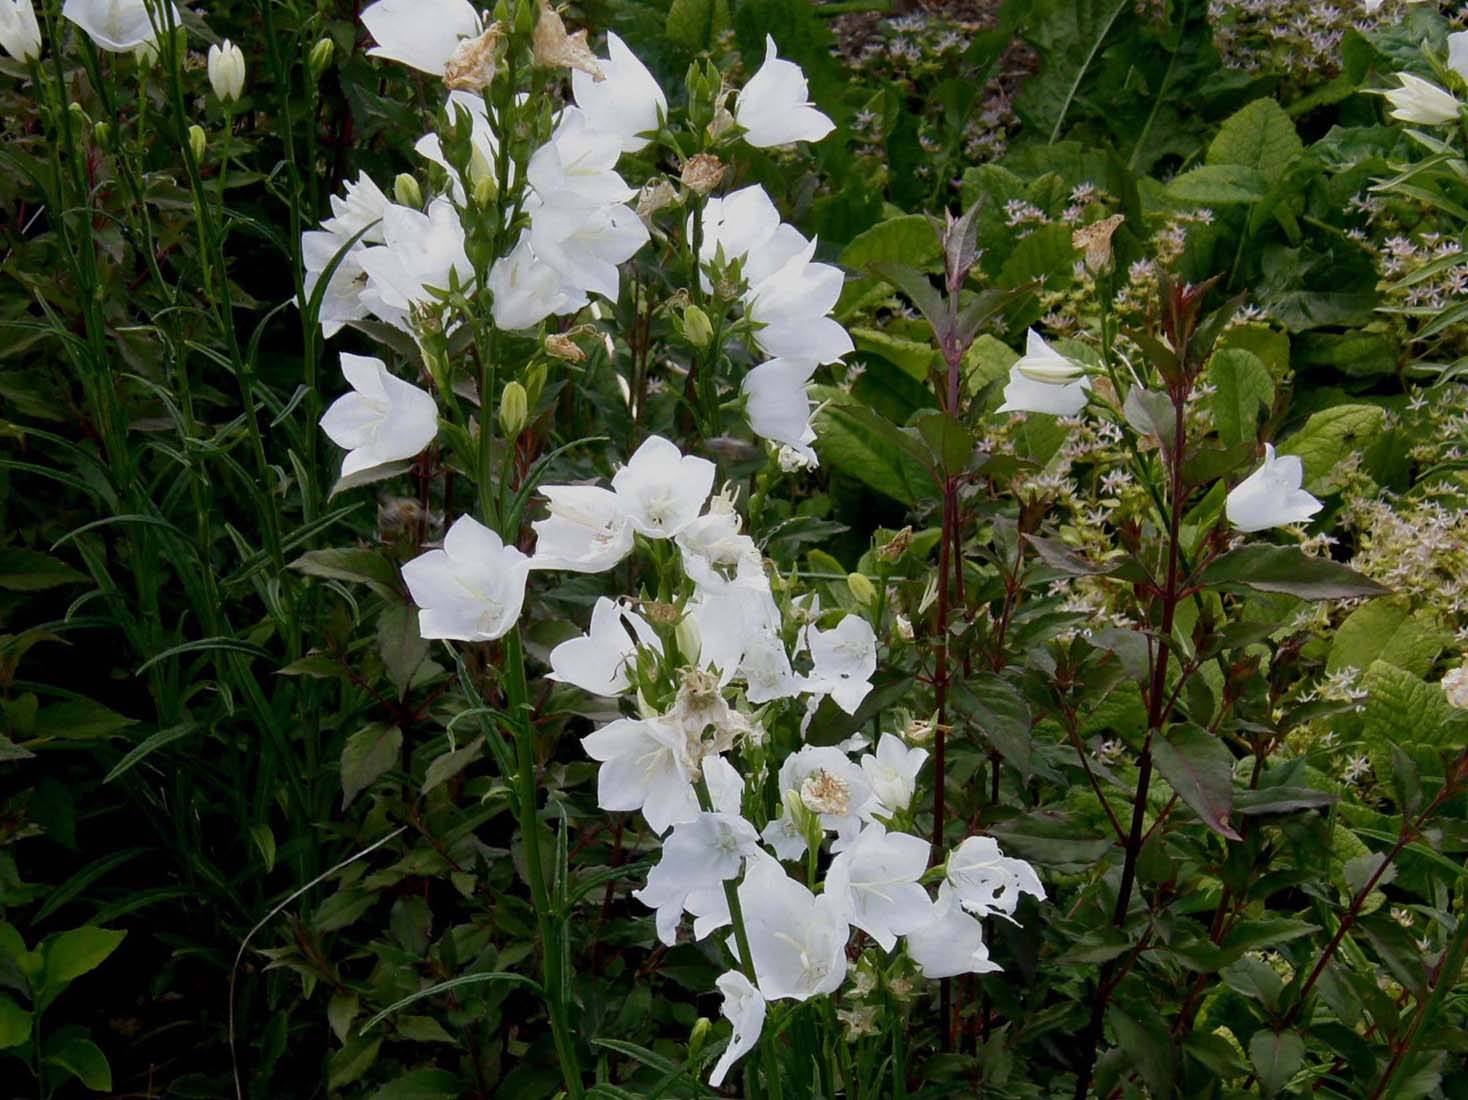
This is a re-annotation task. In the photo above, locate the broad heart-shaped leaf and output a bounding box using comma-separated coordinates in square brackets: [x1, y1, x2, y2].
[1277, 404, 1386, 494]
[1208, 348, 1274, 448]
[1151, 724, 1241, 841]
[1198, 546, 1390, 600]
[1248, 1029, 1304, 1096]
[1358, 659, 1466, 781]
[341, 723, 403, 809]
[1165, 164, 1269, 205]
[1327, 598, 1449, 678]
[40, 926, 125, 993]
[45, 1033, 111, 1091]
[1207, 98, 1303, 184]
[377, 605, 434, 699]
[852, 326, 939, 382]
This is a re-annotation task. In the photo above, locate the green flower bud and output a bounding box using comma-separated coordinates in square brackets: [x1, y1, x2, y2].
[847, 571, 877, 606]
[674, 613, 702, 665]
[93, 121, 112, 148]
[188, 124, 207, 165]
[683, 304, 713, 349]
[688, 1017, 712, 1061]
[499, 381, 529, 439]
[393, 173, 422, 209]
[308, 37, 334, 80]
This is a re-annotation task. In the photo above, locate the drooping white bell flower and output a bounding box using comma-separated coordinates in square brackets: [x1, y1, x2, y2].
[527, 192, 648, 303]
[62, 0, 177, 52]
[745, 240, 853, 364]
[738, 852, 850, 1001]
[610, 435, 716, 539]
[904, 882, 1003, 979]
[738, 629, 804, 705]
[945, 835, 1045, 921]
[708, 971, 766, 1087]
[302, 231, 372, 338]
[633, 808, 758, 946]
[581, 716, 698, 834]
[361, 0, 480, 76]
[675, 499, 763, 593]
[1450, 31, 1468, 83]
[207, 39, 246, 102]
[804, 614, 878, 715]
[997, 331, 1092, 416]
[1225, 443, 1323, 532]
[356, 199, 473, 331]
[743, 359, 820, 464]
[698, 185, 782, 269]
[688, 577, 783, 683]
[529, 484, 634, 572]
[547, 597, 660, 697]
[734, 35, 836, 148]
[488, 233, 582, 332]
[401, 516, 531, 642]
[527, 107, 635, 208]
[0, 0, 42, 62]
[858, 733, 928, 820]
[321, 172, 390, 240]
[823, 823, 932, 951]
[1378, 73, 1461, 126]
[319, 354, 438, 477]
[767, 745, 872, 855]
[571, 31, 667, 155]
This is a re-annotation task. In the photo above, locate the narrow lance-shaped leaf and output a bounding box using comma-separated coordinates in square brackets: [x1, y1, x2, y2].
[1199, 545, 1390, 600]
[1151, 724, 1241, 841]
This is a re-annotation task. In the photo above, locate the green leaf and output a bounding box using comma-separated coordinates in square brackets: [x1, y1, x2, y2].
[0, 994, 31, 1049]
[327, 1034, 382, 1091]
[341, 723, 403, 809]
[915, 411, 973, 477]
[45, 1035, 111, 1091]
[843, 215, 941, 270]
[30, 699, 136, 741]
[368, 1068, 462, 1100]
[665, 0, 730, 52]
[1248, 1029, 1304, 1096]
[1208, 349, 1274, 447]
[851, 327, 938, 382]
[103, 722, 197, 783]
[1358, 660, 1464, 780]
[327, 991, 358, 1044]
[1108, 1006, 1175, 1097]
[1277, 404, 1387, 493]
[1165, 164, 1269, 205]
[41, 926, 125, 990]
[1122, 387, 1176, 448]
[1015, 0, 1132, 142]
[289, 547, 400, 599]
[1151, 724, 1241, 841]
[997, 222, 1077, 289]
[422, 735, 483, 794]
[378, 606, 434, 699]
[1207, 98, 1302, 184]
[0, 549, 85, 591]
[1327, 599, 1449, 679]
[361, 972, 544, 1032]
[953, 675, 1032, 780]
[1199, 546, 1390, 600]
[813, 400, 936, 504]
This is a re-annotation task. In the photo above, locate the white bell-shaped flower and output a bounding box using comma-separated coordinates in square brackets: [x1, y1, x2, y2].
[858, 733, 928, 820]
[62, 0, 176, 52]
[356, 199, 472, 330]
[610, 435, 716, 539]
[571, 31, 667, 154]
[743, 359, 819, 464]
[488, 233, 582, 332]
[738, 852, 849, 1001]
[0, 0, 42, 61]
[1225, 443, 1322, 532]
[997, 331, 1092, 416]
[946, 835, 1045, 921]
[709, 970, 766, 1087]
[207, 39, 246, 102]
[1379, 73, 1461, 126]
[634, 803, 757, 946]
[529, 484, 634, 572]
[745, 240, 853, 365]
[581, 716, 698, 834]
[805, 614, 878, 715]
[734, 35, 836, 148]
[319, 353, 438, 477]
[824, 823, 933, 951]
[401, 516, 531, 642]
[547, 597, 660, 697]
[904, 882, 1003, 979]
[361, 0, 479, 76]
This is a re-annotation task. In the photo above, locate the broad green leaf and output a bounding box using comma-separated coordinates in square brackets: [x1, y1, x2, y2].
[45, 1035, 111, 1091]
[1166, 164, 1268, 205]
[327, 991, 358, 1044]
[915, 411, 972, 477]
[327, 1034, 382, 1090]
[341, 724, 402, 809]
[0, 549, 85, 591]
[965, 334, 1018, 400]
[851, 327, 938, 382]
[953, 675, 1032, 779]
[1207, 98, 1302, 183]
[377, 605, 433, 699]
[1327, 599, 1449, 678]
[0, 994, 30, 1048]
[843, 215, 940, 270]
[1277, 404, 1387, 493]
[1248, 1029, 1304, 1096]
[1208, 348, 1273, 447]
[30, 699, 135, 741]
[290, 547, 400, 599]
[1015, 0, 1132, 141]
[997, 222, 1077, 289]
[368, 1068, 462, 1100]
[1108, 1006, 1175, 1097]
[422, 735, 485, 794]
[1151, 725, 1241, 841]
[41, 926, 125, 990]
[1199, 546, 1389, 600]
[1358, 660, 1464, 780]
[665, 0, 729, 52]
[1295, 330, 1399, 378]
[813, 400, 935, 504]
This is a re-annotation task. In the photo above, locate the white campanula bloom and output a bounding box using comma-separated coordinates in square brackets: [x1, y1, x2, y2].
[904, 882, 1003, 979]
[765, 745, 872, 856]
[709, 971, 765, 1087]
[401, 516, 531, 642]
[737, 629, 804, 705]
[319, 353, 438, 477]
[547, 596, 660, 697]
[63, 0, 177, 52]
[824, 823, 932, 951]
[674, 499, 763, 593]
[207, 39, 246, 102]
[858, 733, 928, 820]
[1450, 31, 1468, 84]
[1378, 72, 1461, 126]
[581, 715, 698, 834]
[0, 0, 42, 62]
[528, 107, 634, 208]
[526, 192, 648, 303]
[571, 30, 667, 154]
[997, 331, 1091, 416]
[302, 231, 372, 338]
[488, 233, 582, 332]
[322, 172, 390, 239]
[1225, 443, 1323, 533]
[742, 358, 819, 465]
[610, 435, 716, 539]
[946, 835, 1045, 921]
[738, 852, 849, 1001]
[688, 577, 783, 683]
[804, 614, 877, 715]
[745, 239, 853, 364]
[415, 91, 501, 200]
[734, 35, 836, 148]
[634, 800, 756, 946]
[698, 185, 780, 269]
[529, 484, 634, 572]
[356, 199, 472, 331]
[361, 0, 480, 76]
